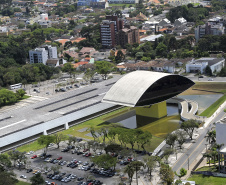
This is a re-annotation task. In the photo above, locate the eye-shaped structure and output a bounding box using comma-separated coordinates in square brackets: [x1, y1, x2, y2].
[102, 71, 194, 107]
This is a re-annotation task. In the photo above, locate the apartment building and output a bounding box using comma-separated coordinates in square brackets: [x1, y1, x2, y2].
[195, 22, 225, 42]
[29, 45, 57, 65]
[100, 15, 139, 48]
[100, 20, 116, 48]
[118, 25, 140, 47]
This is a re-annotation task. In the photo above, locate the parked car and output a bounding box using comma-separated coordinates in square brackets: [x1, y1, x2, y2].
[26, 168, 33, 173]
[85, 153, 92, 157]
[57, 156, 63, 160]
[31, 155, 37, 159]
[61, 148, 69, 152]
[20, 175, 27, 179]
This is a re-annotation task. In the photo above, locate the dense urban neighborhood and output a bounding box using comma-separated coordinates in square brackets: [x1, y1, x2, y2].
[0, 0, 226, 185]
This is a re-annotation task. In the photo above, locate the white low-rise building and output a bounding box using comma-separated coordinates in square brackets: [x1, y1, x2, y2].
[186, 58, 225, 74]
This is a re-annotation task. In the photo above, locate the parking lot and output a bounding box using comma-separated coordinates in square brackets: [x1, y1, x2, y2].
[14, 140, 152, 185]
[14, 142, 130, 185]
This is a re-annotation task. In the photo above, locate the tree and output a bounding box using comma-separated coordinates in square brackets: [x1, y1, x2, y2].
[37, 135, 55, 154]
[138, 131, 152, 151]
[16, 89, 26, 99]
[87, 126, 98, 141]
[0, 169, 18, 185]
[130, 161, 144, 185]
[91, 154, 117, 170]
[62, 62, 74, 77]
[0, 154, 12, 170]
[175, 129, 187, 149]
[166, 133, 177, 148]
[124, 164, 135, 185]
[8, 150, 26, 168]
[115, 50, 125, 64]
[50, 165, 61, 174]
[175, 168, 187, 178]
[53, 133, 66, 148]
[205, 130, 216, 144]
[124, 130, 137, 150]
[67, 136, 77, 146]
[104, 144, 122, 154]
[159, 163, 174, 185]
[94, 61, 115, 80]
[143, 155, 157, 177]
[205, 65, 212, 76]
[181, 119, 199, 140]
[163, 148, 174, 164]
[156, 42, 167, 57]
[30, 173, 45, 185]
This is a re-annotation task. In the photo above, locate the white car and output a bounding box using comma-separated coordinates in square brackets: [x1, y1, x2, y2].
[45, 181, 51, 185]
[26, 151, 34, 155]
[20, 175, 27, 179]
[208, 78, 213, 81]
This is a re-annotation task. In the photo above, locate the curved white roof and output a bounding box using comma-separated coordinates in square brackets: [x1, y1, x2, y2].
[102, 71, 171, 107]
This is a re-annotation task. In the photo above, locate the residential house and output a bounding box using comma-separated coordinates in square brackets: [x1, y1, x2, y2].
[158, 18, 171, 27]
[0, 16, 11, 24]
[136, 12, 148, 21]
[72, 61, 89, 70]
[91, 51, 111, 61]
[174, 17, 187, 26]
[14, 12, 24, 17]
[79, 47, 96, 56]
[46, 59, 60, 67]
[107, 0, 138, 4]
[149, 0, 160, 5]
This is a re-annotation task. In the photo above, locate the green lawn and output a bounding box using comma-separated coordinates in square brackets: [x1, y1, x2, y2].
[20, 95, 30, 100]
[188, 174, 226, 185]
[199, 94, 226, 117]
[17, 141, 45, 153]
[196, 165, 218, 172]
[17, 107, 166, 152]
[16, 181, 30, 185]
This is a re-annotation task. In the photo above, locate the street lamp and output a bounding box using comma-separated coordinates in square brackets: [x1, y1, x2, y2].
[205, 144, 208, 152]
[186, 153, 190, 170]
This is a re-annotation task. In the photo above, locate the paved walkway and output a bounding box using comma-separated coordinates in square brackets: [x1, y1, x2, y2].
[171, 97, 206, 123]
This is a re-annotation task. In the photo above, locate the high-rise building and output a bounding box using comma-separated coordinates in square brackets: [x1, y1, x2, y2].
[29, 45, 57, 65]
[100, 20, 116, 48]
[100, 15, 139, 48]
[118, 25, 140, 47]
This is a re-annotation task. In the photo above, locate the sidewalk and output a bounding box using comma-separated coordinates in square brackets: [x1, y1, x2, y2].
[148, 101, 226, 185]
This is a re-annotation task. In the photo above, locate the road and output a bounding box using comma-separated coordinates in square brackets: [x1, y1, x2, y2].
[172, 110, 226, 173]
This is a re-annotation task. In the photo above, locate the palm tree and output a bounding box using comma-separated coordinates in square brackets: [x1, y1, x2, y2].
[131, 161, 144, 185]
[205, 130, 212, 144]
[124, 164, 135, 185]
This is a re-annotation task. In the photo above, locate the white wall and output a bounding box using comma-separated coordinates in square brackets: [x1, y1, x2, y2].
[216, 123, 226, 146]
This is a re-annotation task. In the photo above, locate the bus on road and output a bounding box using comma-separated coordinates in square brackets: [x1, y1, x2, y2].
[9, 83, 22, 90]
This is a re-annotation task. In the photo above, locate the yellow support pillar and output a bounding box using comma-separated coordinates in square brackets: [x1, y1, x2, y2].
[135, 101, 167, 119]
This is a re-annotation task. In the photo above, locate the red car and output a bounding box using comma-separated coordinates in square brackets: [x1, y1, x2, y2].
[57, 156, 62, 160]
[31, 155, 37, 159]
[83, 149, 89, 152]
[85, 153, 91, 157]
